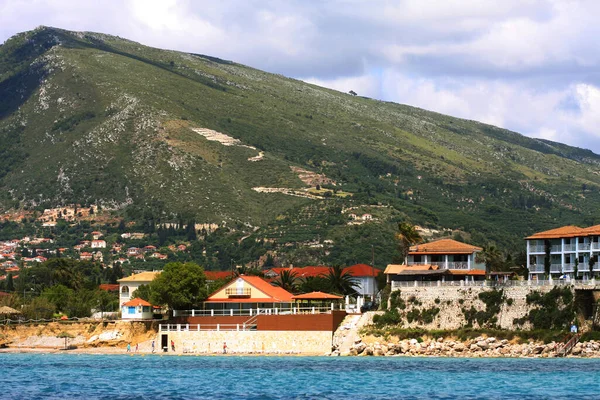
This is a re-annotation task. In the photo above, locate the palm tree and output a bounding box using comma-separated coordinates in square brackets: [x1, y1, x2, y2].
[273, 270, 298, 293]
[395, 222, 423, 263]
[326, 265, 359, 296]
[479, 245, 503, 274]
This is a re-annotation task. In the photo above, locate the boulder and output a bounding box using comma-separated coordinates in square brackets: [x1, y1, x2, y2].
[476, 341, 489, 350]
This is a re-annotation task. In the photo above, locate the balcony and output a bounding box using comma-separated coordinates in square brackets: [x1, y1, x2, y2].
[562, 264, 576, 273]
[578, 243, 591, 251]
[550, 264, 562, 273]
[563, 244, 576, 252]
[528, 245, 545, 253]
[529, 265, 545, 273]
[225, 288, 251, 298]
[591, 243, 600, 251]
[550, 245, 562, 253]
[578, 265, 590, 272]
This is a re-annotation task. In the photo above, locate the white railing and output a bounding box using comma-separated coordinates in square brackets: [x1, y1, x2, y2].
[591, 243, 600, 250]
[578, 265, 590, 272]
[159, 323, 257, 332]
[563, 264, 576, 273]
[173, 306, 336, 318]
[550, 264, 562, 273]
[578, 243, 591, 251]
[563, 244, 576, 252]
[405, 261, 469, 269]
[593, 265, 600, 272]
[529, 265, 545, 273]
[528, 245, 545, 253]
[551, 245, 562, 253]
[391, 279, 600, 289]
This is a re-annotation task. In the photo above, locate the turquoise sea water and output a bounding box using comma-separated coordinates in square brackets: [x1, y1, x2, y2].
[0, 354, 599, 399]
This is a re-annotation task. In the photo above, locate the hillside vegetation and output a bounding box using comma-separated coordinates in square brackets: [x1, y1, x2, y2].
[1, 26, 600, 264]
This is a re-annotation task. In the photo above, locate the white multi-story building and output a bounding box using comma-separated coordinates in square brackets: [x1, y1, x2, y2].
[526, 225, 600, 280]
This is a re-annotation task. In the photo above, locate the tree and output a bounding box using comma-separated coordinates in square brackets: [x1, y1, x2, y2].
[95, 290, 118, 318]
[131, 284, 152, 301]
[395, 222, 422, 263]
[6, 273, 14, 292]
[42, 284, 73, 312]
[326, 265, 359, 296]
[349, 90, 357, 96]
[480, 245, 504, 274]
[150, 262, 208, 310]
[273, 270, 298, 293]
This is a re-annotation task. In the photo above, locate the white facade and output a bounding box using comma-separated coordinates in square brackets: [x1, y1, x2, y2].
[121, 301, 153, 320]
[526, 234, 600, 279]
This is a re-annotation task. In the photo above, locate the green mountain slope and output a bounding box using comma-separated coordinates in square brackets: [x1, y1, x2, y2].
[1, 26, 600, 259]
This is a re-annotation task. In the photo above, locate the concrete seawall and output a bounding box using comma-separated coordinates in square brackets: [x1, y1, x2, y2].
[162, 330, 333, 354]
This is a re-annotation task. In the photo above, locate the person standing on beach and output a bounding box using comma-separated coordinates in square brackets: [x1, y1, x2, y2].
[151, 340, 155, 353]
[126, 343, 131, 353]
[171, 339, 175, 352]
[135, 343, 139, 353]
[223, 342, 227, 354]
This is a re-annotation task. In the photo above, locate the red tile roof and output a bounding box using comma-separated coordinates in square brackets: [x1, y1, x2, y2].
[99, 284, 119, 292]
[206, 275, 294, 303]
[525, 225, 585, 239]
[409, 239, 482, 254]
[266, 264, 381, 279]
[123, 298, 152, 307]
[292, 291, 343, 300]
[205, 271, 233, 281]
[344, 263, 382, 277]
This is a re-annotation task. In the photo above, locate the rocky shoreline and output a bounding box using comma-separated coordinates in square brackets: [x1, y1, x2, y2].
[333, 336, 600, 358]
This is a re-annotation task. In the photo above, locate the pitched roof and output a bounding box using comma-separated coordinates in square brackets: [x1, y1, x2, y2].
[205, 271, 233, 281]
[123, 298, 152, 307]
[409, 239, 482, 254]
[384, 264, 439, 274]
[448, 269, 486, 276]
[266, 264, 381, 279]
[118, 271, 161, 283]
[581, 224, 600, 236]
[525, 225, 585, 240]
[206, 275, 294, 303]
[292, 291, 343, 300]
[99, 284, 119, 292]
[344, 264, 382, 277]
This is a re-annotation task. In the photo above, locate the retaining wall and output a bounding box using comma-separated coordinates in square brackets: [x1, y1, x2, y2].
[161, 330, 333, 354]
[393, 285, 555, 330]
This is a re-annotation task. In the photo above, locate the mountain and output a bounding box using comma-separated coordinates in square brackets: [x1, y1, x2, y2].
[1, 26, 600, 265]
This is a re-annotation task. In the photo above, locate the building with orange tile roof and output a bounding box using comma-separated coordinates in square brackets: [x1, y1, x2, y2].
[385, 238, 485, 284]
[204, 275, 294, 312]
[118, 271, 162, 303]
[525, 224, 600, 280]
[121, 298, 154, 320]
[264, 264, 382, 298]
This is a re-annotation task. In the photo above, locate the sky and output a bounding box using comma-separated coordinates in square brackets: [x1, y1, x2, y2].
[1, 0, 600, 153]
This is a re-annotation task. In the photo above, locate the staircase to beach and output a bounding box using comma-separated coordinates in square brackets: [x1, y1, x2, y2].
[333, 312, 376, 355]
[557, 334, 581, 357]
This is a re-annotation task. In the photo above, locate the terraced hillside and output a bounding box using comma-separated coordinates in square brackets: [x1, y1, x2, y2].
[1, 26, 600, 257]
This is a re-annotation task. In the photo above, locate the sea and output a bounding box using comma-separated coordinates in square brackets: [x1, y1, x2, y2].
[0, 354, 598, 399]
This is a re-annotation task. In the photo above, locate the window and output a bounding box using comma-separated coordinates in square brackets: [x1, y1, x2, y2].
[128, 306, 135, 314]
[121, 286, 129, 295]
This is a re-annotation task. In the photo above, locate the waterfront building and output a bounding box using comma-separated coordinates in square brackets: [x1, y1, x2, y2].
[525, 225, 600, 280]
[118, 271, 161, 303]
[121, 298, 154, 320]
[384, 238, 485, 287]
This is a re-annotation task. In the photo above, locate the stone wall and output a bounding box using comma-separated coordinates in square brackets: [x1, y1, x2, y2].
[392, 285, 557, 330]
[162, 330, 333, 354]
